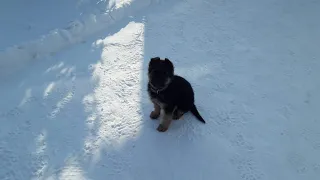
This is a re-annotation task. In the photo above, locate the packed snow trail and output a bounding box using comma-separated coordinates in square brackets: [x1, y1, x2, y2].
[1, 0, 320, 180]
[0, 0, 115, 50]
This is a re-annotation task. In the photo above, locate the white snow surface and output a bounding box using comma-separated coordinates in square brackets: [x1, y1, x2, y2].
[1, 0, 320, 179]
[0, 0, 152, 77]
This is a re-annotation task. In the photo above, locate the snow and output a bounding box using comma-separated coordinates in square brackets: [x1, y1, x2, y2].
[1, 0, 320, 179]
[0, 0, 152, 78]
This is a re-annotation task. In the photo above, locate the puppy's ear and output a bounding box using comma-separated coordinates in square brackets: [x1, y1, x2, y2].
[150, 57, 160, 63]
[164, 58, 173, 65]
[149, 57, 160, 72]
[164, 58, 174, 72]
[164, 58, 171, 62]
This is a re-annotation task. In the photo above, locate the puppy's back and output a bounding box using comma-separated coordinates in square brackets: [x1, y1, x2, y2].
[170, 75, 195, 110]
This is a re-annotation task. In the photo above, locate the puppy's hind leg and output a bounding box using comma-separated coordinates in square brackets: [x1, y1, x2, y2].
[172, 106, 184, 120]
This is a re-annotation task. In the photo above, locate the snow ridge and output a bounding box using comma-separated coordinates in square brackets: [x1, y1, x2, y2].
[0, 0, 163, 78]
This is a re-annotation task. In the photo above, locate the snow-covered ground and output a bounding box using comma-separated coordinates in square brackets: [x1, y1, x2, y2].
[0, 0, 129, 50]
[1, 0, 320, 179]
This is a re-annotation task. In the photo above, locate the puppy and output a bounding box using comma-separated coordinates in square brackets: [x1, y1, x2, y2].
[147, 57, 206, 132]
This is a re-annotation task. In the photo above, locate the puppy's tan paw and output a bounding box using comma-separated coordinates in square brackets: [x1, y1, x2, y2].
[157, 124, 168, 132]
[150, 111, 160, 119]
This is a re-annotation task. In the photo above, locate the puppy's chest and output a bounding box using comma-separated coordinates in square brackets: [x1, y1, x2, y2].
[149, 92, 172, 107]
[152, 98, 166, 109]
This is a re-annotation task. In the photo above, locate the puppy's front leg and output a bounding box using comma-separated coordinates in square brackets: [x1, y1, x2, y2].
[150, 101, 161, 119]
[157, 106, 174, 132]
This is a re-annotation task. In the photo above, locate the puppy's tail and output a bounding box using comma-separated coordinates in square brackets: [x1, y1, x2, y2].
[190, 104, 206, 123]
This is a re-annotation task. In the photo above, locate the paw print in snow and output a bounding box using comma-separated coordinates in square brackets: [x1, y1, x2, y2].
[230, 155, 264, 180]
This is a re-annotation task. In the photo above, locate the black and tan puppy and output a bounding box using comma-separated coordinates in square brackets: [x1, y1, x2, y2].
[147, 57, 206, 132]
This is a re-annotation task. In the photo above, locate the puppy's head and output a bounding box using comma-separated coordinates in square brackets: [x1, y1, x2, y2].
[148, 57, 174, 89]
